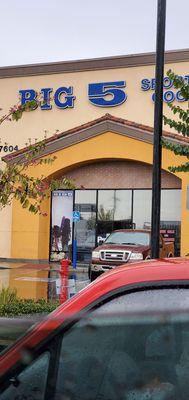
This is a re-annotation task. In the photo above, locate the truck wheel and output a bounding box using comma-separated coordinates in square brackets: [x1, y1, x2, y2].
[145, 255, 151, 260]
[168, 253, 173, 258]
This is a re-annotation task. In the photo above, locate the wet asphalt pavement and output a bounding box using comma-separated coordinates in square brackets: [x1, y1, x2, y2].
[0, 261, 90, 301]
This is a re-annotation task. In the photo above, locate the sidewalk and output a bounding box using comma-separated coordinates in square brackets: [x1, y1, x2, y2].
[0, 259, 89, 273]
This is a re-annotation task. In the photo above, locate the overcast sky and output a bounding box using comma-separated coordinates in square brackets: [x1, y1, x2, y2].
[0, 0, 188, 67]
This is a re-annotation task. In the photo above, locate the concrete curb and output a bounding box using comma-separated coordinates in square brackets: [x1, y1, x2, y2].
[0, 261, 89, 273]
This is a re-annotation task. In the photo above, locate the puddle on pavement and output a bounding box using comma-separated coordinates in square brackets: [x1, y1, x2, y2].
[0, 265, 89, 301]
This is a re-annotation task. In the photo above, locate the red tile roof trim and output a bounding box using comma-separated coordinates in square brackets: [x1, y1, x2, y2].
[2, 113, 188, 162]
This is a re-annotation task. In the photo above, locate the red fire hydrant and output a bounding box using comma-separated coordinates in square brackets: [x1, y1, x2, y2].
[59, 259, 70, 304]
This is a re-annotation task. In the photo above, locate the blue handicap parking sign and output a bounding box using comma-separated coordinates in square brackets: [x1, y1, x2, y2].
[73, 211, 80, 222]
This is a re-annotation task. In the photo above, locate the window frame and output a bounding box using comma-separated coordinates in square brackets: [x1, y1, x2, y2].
[49, 188, 181, 261]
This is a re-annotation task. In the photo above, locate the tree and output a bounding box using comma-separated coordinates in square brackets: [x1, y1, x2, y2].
[0, 101, 74, 215]
[162, 70, 189, 172]
[98, 205, 114, 221]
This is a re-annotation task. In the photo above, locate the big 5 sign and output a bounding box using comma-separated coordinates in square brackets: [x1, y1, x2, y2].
[19, 81, 127, 110]
[19, 87, 76, 110]
[88, 81, 127, 107]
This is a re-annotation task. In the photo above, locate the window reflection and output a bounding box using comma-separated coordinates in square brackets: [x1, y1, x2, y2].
[97, 190, 132, 240]
[75, 190, 97, 262]
[160, 190, 181, 257]
[133, 190, 151, 229]
[98, 190, 132, 221]
[161, 190, 181, 221]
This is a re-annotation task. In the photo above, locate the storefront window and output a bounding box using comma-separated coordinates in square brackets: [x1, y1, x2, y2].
[160, 189, 181, 256]
[75, 190, 97, 263]
[97, 190, 132, 241]
[50, 188, 182, 262]
[133, 190, 152, 230]
[133, 189, 181, 256]
[160, 190, 181, 222]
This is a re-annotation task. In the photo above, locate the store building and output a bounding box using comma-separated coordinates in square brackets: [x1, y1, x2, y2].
[0, 49, 189, 263]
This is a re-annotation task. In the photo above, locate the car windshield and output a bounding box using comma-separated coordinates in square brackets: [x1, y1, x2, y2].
[2, 289, 189, 400]
[105, 231, 150, 246]
[57, 309, 189, 400]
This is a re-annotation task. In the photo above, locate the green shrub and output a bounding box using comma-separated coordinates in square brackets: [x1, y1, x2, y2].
[0, 287, 59, 317]
[0, 287, 18, 305]
[0, 299, 59, 317]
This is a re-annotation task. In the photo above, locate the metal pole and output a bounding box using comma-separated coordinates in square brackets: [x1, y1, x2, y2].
[73, 222, 77, 269]
[151, 0, 166, 258]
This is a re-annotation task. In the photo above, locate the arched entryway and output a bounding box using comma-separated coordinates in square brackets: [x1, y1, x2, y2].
[9, 114, 188, 262]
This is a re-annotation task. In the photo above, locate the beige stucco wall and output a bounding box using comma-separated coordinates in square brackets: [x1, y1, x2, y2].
[10, 131, 188, 260]
[0, 60, 188, 153]
[0, 206, 12, 258]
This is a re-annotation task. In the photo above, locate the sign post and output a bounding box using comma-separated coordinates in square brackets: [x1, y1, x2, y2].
[72, 211, 80, 269]
[151, 0, 167, 259]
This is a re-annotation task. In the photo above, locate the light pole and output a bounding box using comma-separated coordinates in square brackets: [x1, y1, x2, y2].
[151, 0, 167, 259]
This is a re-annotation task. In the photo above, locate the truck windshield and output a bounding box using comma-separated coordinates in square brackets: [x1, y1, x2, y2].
[105, 231, 150, 246]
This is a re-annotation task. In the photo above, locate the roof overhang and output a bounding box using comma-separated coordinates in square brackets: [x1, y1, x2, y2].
[3, 113, 189, 165]
[0, 49, 188, 78]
